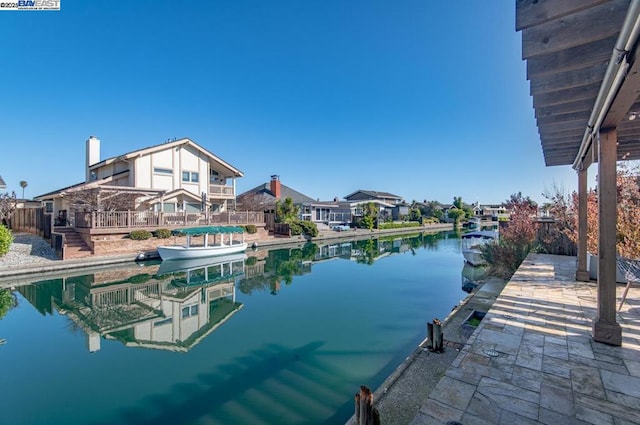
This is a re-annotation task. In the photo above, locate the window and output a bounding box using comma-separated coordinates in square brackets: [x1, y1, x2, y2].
[182, 171, 199, 183]
[44, 202, 53, 213]
[182, 304, 199, 318]
[154, 167, 173, 175]
[153, 318, 173, 327]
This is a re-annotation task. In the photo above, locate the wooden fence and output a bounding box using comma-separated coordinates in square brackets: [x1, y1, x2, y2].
[75, 210, 265, 229]
[9, 207, 51, 239]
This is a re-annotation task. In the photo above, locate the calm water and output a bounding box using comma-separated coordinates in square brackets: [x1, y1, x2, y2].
[0, 232, 475, 425]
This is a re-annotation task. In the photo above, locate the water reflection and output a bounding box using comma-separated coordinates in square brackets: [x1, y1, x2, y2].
[18, 253, 246, 353]
[14, 232, 456, 354]
[461, 262, 488, 293]
[2, 231, 469, 425]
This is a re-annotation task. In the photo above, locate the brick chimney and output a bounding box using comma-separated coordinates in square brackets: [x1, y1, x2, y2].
[270, 175, 281, 199]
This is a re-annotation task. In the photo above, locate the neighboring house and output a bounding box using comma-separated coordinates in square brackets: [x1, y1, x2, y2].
[0, 175, 6, 190]
[391, 203, 410, 221]
[473, 203, 509, 220]
[344, 190, 405, 205]
[343, 190, 405, 222]
[237, 175, 316, 218]
[34, 136, 244, 219]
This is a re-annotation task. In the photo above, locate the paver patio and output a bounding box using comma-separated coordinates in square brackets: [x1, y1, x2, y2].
[411, 253, 640, 425]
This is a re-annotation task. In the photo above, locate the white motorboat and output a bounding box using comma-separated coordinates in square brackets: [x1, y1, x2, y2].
[461, 229, 498, 266]
[157, 226, 247, 261]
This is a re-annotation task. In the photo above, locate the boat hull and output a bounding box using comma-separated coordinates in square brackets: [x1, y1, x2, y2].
[157, 243, 248, 261]
[462, 249, 486, 266]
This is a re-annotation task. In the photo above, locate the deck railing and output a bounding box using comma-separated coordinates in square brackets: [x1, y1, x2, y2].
[75, 210, 265, 229]
[209, 184, 235, 197]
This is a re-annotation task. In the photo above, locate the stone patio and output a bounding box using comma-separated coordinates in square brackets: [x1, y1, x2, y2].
[410, 253, 640, 425]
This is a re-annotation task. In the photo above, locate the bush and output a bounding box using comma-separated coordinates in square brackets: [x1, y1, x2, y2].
[244, 224, 257, 234]
[299, 221, 318, 237]
[128, 273, 151, 284]
[379, 222, 420, 230]
[0, 225, 12, 257]
[245, 256, 257, 266]
[154, 228, 172, 239]
[129, 230, 152, 240]
[288, 222, 302, 236]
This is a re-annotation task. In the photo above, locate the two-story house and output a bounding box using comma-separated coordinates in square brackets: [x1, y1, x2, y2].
[35, 136, 243, 220]
[344, 189, 406, 221]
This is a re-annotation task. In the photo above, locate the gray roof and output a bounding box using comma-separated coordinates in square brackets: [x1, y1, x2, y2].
[344, 190, 404, 200]
[238, 182, 315, 205]
[0, 175, 5, 189]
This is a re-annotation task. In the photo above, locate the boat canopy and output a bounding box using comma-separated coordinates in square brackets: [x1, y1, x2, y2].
[173, 226, 245, 236]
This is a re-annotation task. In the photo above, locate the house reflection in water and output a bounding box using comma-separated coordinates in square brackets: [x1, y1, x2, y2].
[18, 253, 246, 353]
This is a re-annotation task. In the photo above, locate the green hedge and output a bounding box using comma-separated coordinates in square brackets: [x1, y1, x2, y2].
[379, 222, 421, 230]
[0, 226, 13, 257]
[129, 230, 152, 240]
[244, 224, 257, 234]
[154, 228, 172, 239]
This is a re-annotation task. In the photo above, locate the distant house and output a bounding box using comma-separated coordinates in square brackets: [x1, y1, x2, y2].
[237, 175, 315, 217]
[343, 190, 406, 222]
[344, 190, 405, 205]
[473, 203, 509, 220]
[34, 136, 244, 220]
[0, 175, 6, 190]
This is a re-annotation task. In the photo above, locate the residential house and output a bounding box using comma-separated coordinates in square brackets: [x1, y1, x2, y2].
[237, 176, 356, 226]
[34, 136, 244, 221]
[0, 175, 6, 190]
[344, 190, 404, 205]
[237, 175, 315, 212]
[344, 190, 405, 222]
[472, 203, 509, 220]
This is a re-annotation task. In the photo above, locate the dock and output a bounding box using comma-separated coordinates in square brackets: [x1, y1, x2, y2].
[373, 253, 640, 424]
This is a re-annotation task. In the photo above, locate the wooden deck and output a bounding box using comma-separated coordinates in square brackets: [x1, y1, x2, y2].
[73, 210, 264, 230]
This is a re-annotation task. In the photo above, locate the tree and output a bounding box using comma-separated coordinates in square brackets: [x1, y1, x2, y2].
[65, 188, 142, 212]
[447, 207, 465, 224]
[19, 181, 27, 199]
[545, 163, 640, 259]
[480, 192, 539, 279]
[275, 197, 299, 223]
[453, 196, 463, 209]
[359, 202, 378, 230]
[504, 191, 538, 213]
[0, 192, 17, 225]
[236, 192, 274, 211]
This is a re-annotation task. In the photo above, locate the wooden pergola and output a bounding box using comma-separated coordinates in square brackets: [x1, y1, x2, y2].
[517, 0, 640, 346]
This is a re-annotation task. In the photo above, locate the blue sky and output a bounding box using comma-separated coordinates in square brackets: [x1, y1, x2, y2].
[0, 0, 582, 205]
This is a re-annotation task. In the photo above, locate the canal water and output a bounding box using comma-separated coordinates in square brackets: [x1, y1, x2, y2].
[0, 232, 476, 425]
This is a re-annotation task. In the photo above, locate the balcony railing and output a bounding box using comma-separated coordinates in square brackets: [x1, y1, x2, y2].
[75, 210, 264, 229]
[209, 184, 235, 197]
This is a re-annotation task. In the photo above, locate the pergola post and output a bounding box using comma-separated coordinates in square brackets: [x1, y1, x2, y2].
[592, 128, 622, 346]
[576, 167, 590, 281]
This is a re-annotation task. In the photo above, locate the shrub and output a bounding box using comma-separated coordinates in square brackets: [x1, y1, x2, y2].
[288, 222, 302, 236]
[244, 224, 257, 234]
[245, 256, 257, 266]
[379, 222, 420, 230]
[0, 225, 12, 257]
[128, 273, 151, 284]
[0, 289, 15, 319]
[300, 221, 318, 237]
[154, 228, 172, 239]
[129, 230, 152, 240]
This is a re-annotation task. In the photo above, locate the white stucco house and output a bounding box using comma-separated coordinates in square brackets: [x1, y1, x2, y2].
[34, 136, 244, 221]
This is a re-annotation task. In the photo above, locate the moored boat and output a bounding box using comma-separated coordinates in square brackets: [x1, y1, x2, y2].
[461, 229, 498, 266]
[157, 226, 247, 261]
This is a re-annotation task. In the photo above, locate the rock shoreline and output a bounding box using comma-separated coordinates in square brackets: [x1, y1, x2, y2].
[0, 233, 59, 268]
